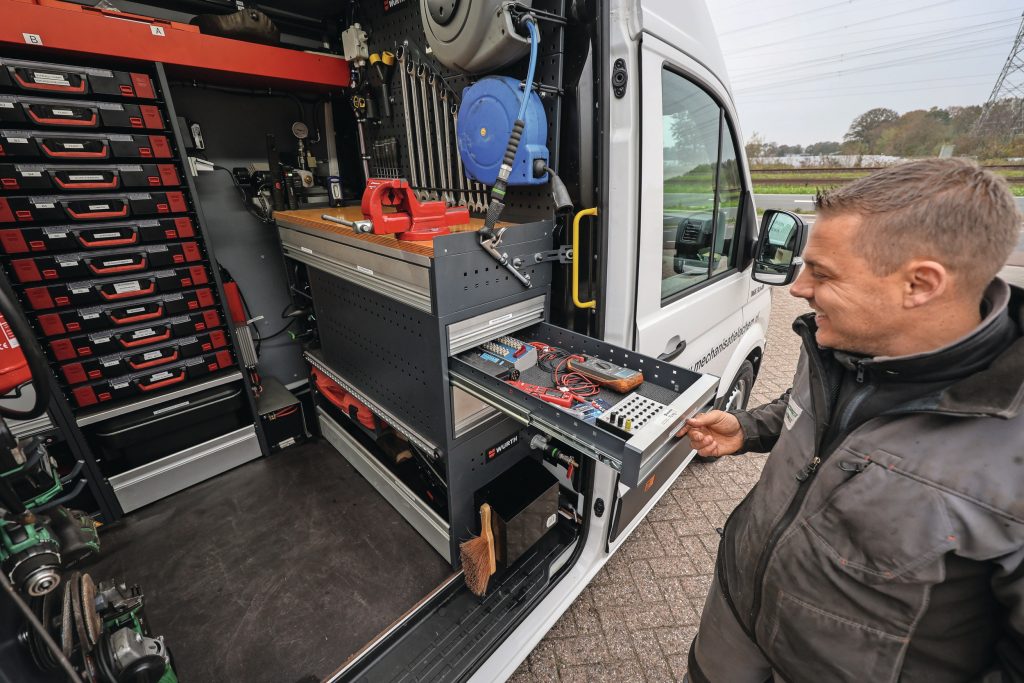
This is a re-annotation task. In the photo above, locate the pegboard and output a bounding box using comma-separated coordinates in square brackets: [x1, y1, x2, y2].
[308, 267, 449, 447]
[348, 0, 566, 223]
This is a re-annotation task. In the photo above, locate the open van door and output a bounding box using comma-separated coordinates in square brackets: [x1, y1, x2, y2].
[633, 35, 754, 384]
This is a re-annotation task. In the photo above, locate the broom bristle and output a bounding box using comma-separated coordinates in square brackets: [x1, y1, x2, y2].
[460, 535, 492, 596]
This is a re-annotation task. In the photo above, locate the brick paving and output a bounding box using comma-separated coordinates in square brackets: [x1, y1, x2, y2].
[511, 289, 810, 683]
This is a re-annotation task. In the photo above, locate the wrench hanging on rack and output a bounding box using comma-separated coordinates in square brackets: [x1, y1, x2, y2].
[446, 100, 466, 208]
[407, 59, 429, 201]
[397, 46, 420, 193]
[416, 64, 438, 201]
[429, 72, 453, 206]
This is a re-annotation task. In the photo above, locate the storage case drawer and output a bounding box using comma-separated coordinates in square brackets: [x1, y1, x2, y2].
[0, 191, 187, 224]
[22, 265, 208, 310]
[448, 322, 719, 488]
[35, 287, 216, 336]
[0, 130, 172, 160]
[0, 95, 165, 130]
[59, 329, 229, 384]
[0, 58, 156, 99]
[69, 350, 235, 409]
[10, 241, 202, 282]
[0, 217, 194, 254]
[0, 163, 180, 192]
[49, 309, 223, 360]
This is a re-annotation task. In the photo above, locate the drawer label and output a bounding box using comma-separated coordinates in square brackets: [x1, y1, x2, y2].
[143, 350, 163, 361]
[488, 313, 513, 326]
[125, 307, 146, 314]
[132, 328, 156, 339]
[94, 336, 111, 343]
[71, 287, 89, 294]
[150, 371, 173, 381]
[34, 202, 55, 209]
[82, 312, 100, 319]
[20, 171, 42, 177]
[32, 72, 69, 86]
[112, 381, 130, 389]
[0, 102, 14, 109]
[57, 260, 75, 267]
[102, 258, 135, 267]
[52, 109, 75, 117]
[102, 359, 120, 367]
[152, 400, 190, 416]
[88, 204, 111, 211]
[61, 143, 84, 150]
[356, 265, 373, 276]
[114, 281, 142, 294]
[69, 174, 105, 181]
[92, 232, 123, 239]
[6, 138, 28, 144]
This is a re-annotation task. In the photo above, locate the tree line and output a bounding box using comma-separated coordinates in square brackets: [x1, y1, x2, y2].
[746, 98, 1024, 160]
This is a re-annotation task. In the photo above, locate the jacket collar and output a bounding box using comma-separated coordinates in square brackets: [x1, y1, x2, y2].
[793, 279, 1024, 419]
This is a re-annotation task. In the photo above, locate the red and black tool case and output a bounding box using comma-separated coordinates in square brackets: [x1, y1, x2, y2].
[69, 350, 235, 408]
[0, 191, 187, 224]
[0, 129, 173, 160]
[22, 265, 209, 310]
[10, 241, 202, 282]
[0, 58, 156, 100]
[0, 217, 194, 254]
[0, 95, 165, 130]
[34, 287, 218, 337]
[0, 163, 180, 192]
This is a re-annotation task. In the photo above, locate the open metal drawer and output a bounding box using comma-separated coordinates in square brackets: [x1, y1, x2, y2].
[448, 322, 718, 488]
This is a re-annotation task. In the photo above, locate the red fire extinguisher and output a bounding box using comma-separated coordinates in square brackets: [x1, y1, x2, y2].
[0, 313, 30, 396]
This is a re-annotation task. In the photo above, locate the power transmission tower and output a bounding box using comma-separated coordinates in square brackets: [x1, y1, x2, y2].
[974, 12, 1024, 137]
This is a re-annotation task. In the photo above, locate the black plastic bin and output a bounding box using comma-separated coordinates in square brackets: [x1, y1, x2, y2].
[87, 383, 249, 477]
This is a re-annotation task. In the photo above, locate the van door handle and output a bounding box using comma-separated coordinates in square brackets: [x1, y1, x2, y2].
[658, 338, 686, 362]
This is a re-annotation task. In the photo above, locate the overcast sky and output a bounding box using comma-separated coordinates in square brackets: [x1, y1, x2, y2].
[706, 0, 1023, 146]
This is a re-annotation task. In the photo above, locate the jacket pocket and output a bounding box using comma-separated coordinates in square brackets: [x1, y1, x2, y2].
[803, 455, 956, 584]
[768, 590, 907, 683]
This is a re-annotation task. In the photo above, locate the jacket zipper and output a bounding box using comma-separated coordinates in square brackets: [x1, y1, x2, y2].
[745, 325, 842, 632]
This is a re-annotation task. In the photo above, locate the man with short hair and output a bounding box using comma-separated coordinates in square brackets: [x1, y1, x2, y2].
[682, 158, 1024, 682]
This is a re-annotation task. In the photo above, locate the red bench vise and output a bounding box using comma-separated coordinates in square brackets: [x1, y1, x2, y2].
[360, 178, 470, 241]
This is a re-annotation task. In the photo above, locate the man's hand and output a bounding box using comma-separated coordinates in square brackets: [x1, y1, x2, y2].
[677, 410, 745, 458]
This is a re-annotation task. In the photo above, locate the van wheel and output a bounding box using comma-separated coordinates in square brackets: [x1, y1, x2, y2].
[692, 360, 755, 465]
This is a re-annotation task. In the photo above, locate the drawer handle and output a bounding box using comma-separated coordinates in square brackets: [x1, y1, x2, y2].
[27, 108, 98, 128]
[572, 207, 598, 310]
[98, 281, 155, 300]
[118, 329, 170, 348]
[64, 203, 128, 220]
[128, 350, 178, 370]
[12, 70, 87, 94]
[88, 256, 147, 275]
[109, 305, 162, 325]
[78, 230, 137, 248]
[40, 141, 109, 159]
[54, 175, 119, 190]
[136, 371, 185, 391]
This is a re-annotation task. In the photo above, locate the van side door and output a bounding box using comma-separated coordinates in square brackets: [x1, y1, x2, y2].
[633, 35, 753, 385]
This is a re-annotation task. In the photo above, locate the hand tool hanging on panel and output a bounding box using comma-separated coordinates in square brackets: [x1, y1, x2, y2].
[342, 23, 374, 181]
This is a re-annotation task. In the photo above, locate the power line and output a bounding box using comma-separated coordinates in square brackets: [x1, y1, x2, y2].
[721, 0, 879, 36]
[732, 24, 1011, 83]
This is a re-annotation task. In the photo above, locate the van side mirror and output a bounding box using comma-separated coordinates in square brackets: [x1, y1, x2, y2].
[752, 210, 807, 286]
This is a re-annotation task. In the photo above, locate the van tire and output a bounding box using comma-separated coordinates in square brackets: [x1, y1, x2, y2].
[692, 360, 755, 465]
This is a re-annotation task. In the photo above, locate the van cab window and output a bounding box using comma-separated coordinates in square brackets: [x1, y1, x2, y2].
[661, 68, 743, 303]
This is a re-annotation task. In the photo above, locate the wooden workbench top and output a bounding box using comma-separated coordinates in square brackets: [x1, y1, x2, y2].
[273, 206, 511, 258]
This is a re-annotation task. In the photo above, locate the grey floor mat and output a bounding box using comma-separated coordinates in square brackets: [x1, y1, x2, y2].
[82, 439, 452, 683]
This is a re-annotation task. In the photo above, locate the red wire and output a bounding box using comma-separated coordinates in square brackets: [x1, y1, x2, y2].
[554, 355, 599, 397]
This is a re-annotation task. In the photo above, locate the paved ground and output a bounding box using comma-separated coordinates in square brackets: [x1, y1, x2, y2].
[511, 290, 810, 682]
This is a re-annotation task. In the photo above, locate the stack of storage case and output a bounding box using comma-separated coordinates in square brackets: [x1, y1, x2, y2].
[0, 56, 235, 414]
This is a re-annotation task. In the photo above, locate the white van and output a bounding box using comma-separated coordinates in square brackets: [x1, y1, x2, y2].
[0, 0, 805, 680]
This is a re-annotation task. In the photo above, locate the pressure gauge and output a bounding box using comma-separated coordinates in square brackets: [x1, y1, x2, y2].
[291, 121, 309, 140]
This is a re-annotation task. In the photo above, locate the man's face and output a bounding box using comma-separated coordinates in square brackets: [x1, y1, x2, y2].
[789, 213, 906, 355]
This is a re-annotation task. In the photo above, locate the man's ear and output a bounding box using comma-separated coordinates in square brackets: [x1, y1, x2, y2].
[902, 259, 948, 308]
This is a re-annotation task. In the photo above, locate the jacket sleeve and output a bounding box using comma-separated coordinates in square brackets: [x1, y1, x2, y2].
[729, 389, 791, 455]
[989, 547, 1024, 682]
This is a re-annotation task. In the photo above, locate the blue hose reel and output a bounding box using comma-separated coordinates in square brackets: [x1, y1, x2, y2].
[457, 76, 548, 187]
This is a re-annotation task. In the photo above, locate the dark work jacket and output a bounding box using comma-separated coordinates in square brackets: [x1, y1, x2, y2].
[718, 279, 1024, 683]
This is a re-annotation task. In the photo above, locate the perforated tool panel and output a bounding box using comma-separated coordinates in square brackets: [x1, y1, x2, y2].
[308, 267, 447, 447]
[355, 0, 566, 222]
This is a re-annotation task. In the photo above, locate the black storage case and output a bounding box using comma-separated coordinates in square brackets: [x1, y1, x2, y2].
[87, 383, 249, 476]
